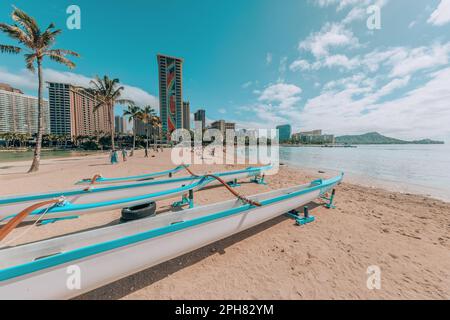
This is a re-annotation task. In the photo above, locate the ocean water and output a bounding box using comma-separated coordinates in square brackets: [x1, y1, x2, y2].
[0, 150, 103, 163]
[279, 144, 450, 202]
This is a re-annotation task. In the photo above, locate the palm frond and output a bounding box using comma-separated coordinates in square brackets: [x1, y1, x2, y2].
[47, 52, 76, 69]
[25, 53, 37, 72]
[0, 23, 33, 47]
[0, 44, 21, 54]
[46, 48, 80, 57]
[112, 86, 125, 99]
[116, 98, 134, 105]
[40, 28, 62, 48]
[11, 6, 39, 41]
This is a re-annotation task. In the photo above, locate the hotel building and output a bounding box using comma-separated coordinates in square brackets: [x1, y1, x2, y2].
[276, 124, 292, 142]
[157, 54, 184, 136]
[48, 82, 111, 139]
[211, 120, 235, 139]
[115, 116, 127, 134]
[194, 109, 206, 131]
[0, 83, 49, 134]
[182, 101, 190, 131]
[292, 129, 335, 145]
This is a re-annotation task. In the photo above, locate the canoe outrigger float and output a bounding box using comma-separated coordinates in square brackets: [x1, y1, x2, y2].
[0, 165, 272, 223]
[0, 173, 343, 299]
[75, 165, 187, 185]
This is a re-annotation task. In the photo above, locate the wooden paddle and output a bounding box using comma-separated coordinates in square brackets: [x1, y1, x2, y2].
[0, 198, 62, 242]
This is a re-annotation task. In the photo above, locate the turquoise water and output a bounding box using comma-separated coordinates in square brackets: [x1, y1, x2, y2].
[280, 145, 450, 201]
[0, 150, 103, 163]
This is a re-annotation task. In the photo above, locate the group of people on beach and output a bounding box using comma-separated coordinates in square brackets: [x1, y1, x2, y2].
[110, 145, 164, 164]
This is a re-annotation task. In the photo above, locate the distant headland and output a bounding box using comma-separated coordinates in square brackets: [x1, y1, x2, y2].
[335, 132, 445, 145]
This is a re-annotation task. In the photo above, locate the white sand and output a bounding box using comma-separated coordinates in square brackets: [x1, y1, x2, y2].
[0, 149, 449, 299]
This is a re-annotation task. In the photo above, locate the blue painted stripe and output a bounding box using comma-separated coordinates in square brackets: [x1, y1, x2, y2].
[0, 176, 212, 222]
[0, 165, 272, 205]
[0, 173, 342, 282]
[75, 165, 186, 184]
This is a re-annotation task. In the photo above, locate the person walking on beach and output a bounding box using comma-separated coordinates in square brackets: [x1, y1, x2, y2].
[110, 149, 119, 164]
[122, 148, 127, 162]
[144, 146, 149, 158]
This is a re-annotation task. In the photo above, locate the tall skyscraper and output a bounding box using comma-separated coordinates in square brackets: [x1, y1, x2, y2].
[194, 109, 206, 131]
[157, 54, 184, 136]
[48, 82, 110, 138]
[114, 116, 127, 134]
[276, 124, 292, 142]
[0, 83, 49, 134]
[182, 101, 190, 130]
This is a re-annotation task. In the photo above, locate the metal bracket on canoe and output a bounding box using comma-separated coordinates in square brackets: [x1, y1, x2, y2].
[227, 179, 241, 188]
[251, 174, 267, 185]
[37, 215, 79, 226]
[286, 206, 315, 226]
[321, 189, 336, 209]
[172, 190, 194, 209]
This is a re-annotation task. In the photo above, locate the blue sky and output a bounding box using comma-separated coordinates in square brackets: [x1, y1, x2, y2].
[1, 0, 450, 140]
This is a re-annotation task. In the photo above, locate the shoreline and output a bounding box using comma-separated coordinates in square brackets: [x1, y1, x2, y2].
[0, 151, 449, 299]
[2, 149, 447, 204]
[282, 162, 450, 204]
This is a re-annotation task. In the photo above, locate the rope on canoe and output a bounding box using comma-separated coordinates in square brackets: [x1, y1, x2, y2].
[82, 174, 103, 190]
[0, 198, 64, 245]
[181, 164, 262, 207]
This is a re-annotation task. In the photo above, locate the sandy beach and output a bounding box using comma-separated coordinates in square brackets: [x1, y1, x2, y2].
[0, 150, 449, 300]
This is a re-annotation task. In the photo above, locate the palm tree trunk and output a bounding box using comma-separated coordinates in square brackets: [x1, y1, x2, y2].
[109, 102, 115, 150]
[146, 125, 149, 156]
[131, 118, 136, 156]
[28, 59, 43, 173]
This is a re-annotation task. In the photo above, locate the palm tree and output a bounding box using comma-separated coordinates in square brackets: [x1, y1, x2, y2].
[0, 7, 79, 172]
[151, 116, 162, 150]
[140, 106, 157, 154]
[88, 76, 133, 151]
[123, 104, 142, 156]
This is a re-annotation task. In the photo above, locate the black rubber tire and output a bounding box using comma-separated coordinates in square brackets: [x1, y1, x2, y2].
[121, 202, 156, 221]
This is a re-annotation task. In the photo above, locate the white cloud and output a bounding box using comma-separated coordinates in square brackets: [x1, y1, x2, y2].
[408, 20, 417, 29]
[0, 66, 159, 108]
[258, 83, 302, 109]
[278, 56, 288, 81]
[266, 53, 273, 65]
[387, 43, 450, 78]
[291, 42, 450, 77]
[300, 68, 450, 139]
[241, 81, 253, 88]
[322, 54, 360, 69]
[428, 0, 450, 26]
[299, 23, 359, 58]
[218, 108, 226, 114]
[289, 59, 312, 71]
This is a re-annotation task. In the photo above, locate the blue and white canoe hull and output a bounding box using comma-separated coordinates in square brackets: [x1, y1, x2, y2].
[75, 165, 187, 185]
[0, 166, 271, 223]
[0, 174, 342, 299]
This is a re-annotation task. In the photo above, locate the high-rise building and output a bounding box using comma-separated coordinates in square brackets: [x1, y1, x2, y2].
[157, 54, 184, 137]
[135, 119, 161, 140]
[115, 116, 127, 134]
[276, 124, 292, 142]
[182, 101, 190, 130]
[292, 129, 334, 145]
[0, 83, 49, 134]
[48, 82, 110, 139]
[211, 120, 235, 138]
[194, 109, 206, 131]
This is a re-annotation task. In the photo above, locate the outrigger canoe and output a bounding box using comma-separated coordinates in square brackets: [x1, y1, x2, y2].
[0, 165, 271, 222]
[75, 165, 187, 185]
[0, 173, 343, 299]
